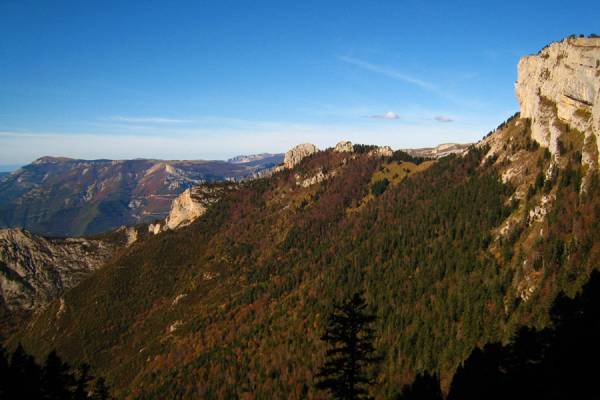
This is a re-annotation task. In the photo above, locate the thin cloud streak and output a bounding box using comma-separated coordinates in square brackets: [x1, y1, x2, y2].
[367, 111, 399, 120]
[338, 56, 487, 109]
[339, 56, 437, 91]
[110, 116, 193, 124]
[434, 115, 455, 123]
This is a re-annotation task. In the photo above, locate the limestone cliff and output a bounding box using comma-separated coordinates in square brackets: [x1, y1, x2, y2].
[333, 141, 354, 153]
[515, 36, 600, 167]
[162, 184, 230, 231]
[0, 229, 118, 312]
[283, 143, 319, 169]
[405, 143, 471, 159]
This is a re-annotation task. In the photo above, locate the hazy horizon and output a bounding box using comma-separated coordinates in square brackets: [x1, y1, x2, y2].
[2, 1, 599, 164]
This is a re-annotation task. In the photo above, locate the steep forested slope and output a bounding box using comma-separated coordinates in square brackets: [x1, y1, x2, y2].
[9, 37, 600, 399]
[11, 115, 600, 399]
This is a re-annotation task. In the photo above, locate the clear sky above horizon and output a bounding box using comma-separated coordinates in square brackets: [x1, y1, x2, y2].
[1, 0, 599, 167]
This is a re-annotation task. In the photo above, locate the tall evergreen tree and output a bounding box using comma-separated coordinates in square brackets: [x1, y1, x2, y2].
[90, 377, 112, 400]
[74, 363, 94, 400]
[9, 343, 42, 398]
[315, 292, 380, 400]
[41, 350, 76, 399]
[0, 344, 111, 400]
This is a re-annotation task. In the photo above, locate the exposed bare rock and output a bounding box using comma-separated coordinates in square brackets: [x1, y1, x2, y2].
[283, 144, 319, 169]
[164, 188, 206, 230]
[148, 223, 161, 235]
[368, 146, 394, 157]
[163, 185, 228, 230]
[171, 293, 187, 306]
[168, 320, 183, 333]
[334, 141, 354, 153]
[296, 169, 335, 188]
[528, 194, 555, 224]
[0, 228, 117, 312]
[405, 143, 471, 158]
[124, 226, 138, 246]
[516, 37, 600, 165]
[516, 267, 544, 302]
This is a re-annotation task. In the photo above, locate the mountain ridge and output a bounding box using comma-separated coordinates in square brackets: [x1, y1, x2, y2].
[5, 36, 600, 399]
[0, 155, 283, 237]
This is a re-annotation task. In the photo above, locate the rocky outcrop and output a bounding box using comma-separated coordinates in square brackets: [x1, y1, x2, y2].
[0, 229, 117, 312]
[516, 36, 600, 166]
[163, 185, 228, 231]
[283, 144, 319, 169]
[296, 169, 335, 188]
[405, 143, 471, 159]
[368, 146, 394, 157]
[334, 141, 354, 153]
[148, 223, 161, 235]
[120, 226, 138, 246]
[164, 188, 207, 230]
[528, 194, 555, 224]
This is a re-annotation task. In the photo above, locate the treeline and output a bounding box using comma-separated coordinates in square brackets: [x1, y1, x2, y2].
[0, 344, 111, 399]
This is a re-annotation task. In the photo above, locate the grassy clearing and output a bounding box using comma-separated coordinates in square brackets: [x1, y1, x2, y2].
[348, 160, 435, 212]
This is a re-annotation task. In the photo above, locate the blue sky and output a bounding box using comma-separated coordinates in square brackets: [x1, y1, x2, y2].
[1, 0, 599, 167]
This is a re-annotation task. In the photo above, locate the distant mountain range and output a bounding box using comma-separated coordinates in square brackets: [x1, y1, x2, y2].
[0, 154, 283, 237]
[0, 146, 465, 238]
[227, 153, 283, 164]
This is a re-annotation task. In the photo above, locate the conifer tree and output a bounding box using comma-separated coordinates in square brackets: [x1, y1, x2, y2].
[315, 292, 379, 400]
[91, 377, 112, 400]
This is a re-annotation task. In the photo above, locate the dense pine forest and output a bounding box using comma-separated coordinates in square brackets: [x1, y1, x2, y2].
[0, 344, 111, 399]
[7, 115, 600, 399]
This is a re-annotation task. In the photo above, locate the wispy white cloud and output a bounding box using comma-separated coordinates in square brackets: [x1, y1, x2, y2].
[367, 111, 399, 120]
[434, 115, 455, 123]
[110, 116, 193, 124]
[338, 56, 488, 110]
[338, 55, 437, 91]
[0, 113, 490, 164]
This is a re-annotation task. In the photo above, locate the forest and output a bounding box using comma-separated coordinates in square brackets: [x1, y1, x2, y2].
[9, 117, 600, 399]
[0, 344, 111, 399]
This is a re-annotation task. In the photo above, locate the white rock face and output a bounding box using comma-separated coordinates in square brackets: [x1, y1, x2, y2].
[0, 229, 116, 311]
[283, 143, 319, 169]
[148, 223, 161, 235]
[297, 169, 335, 188]
[516, 37, 600, 165]
[334, 141, 354, 153]
[528, 194, 555, 224]
[164, 188, 208, 230]
[368, 146, 394, 157]
[163, 185, 226, 230]
[405, 143, 471, 159]
[125, 226, 138, 246]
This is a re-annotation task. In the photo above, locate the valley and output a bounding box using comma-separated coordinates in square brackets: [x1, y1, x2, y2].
[0, 155, 282, 237]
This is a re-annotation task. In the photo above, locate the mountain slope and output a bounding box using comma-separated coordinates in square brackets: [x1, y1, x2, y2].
[0, 156, 282, 237]
[9, 37, 600, 399]
[13, 135, 591, 398]
[0, 227, 134, 339]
